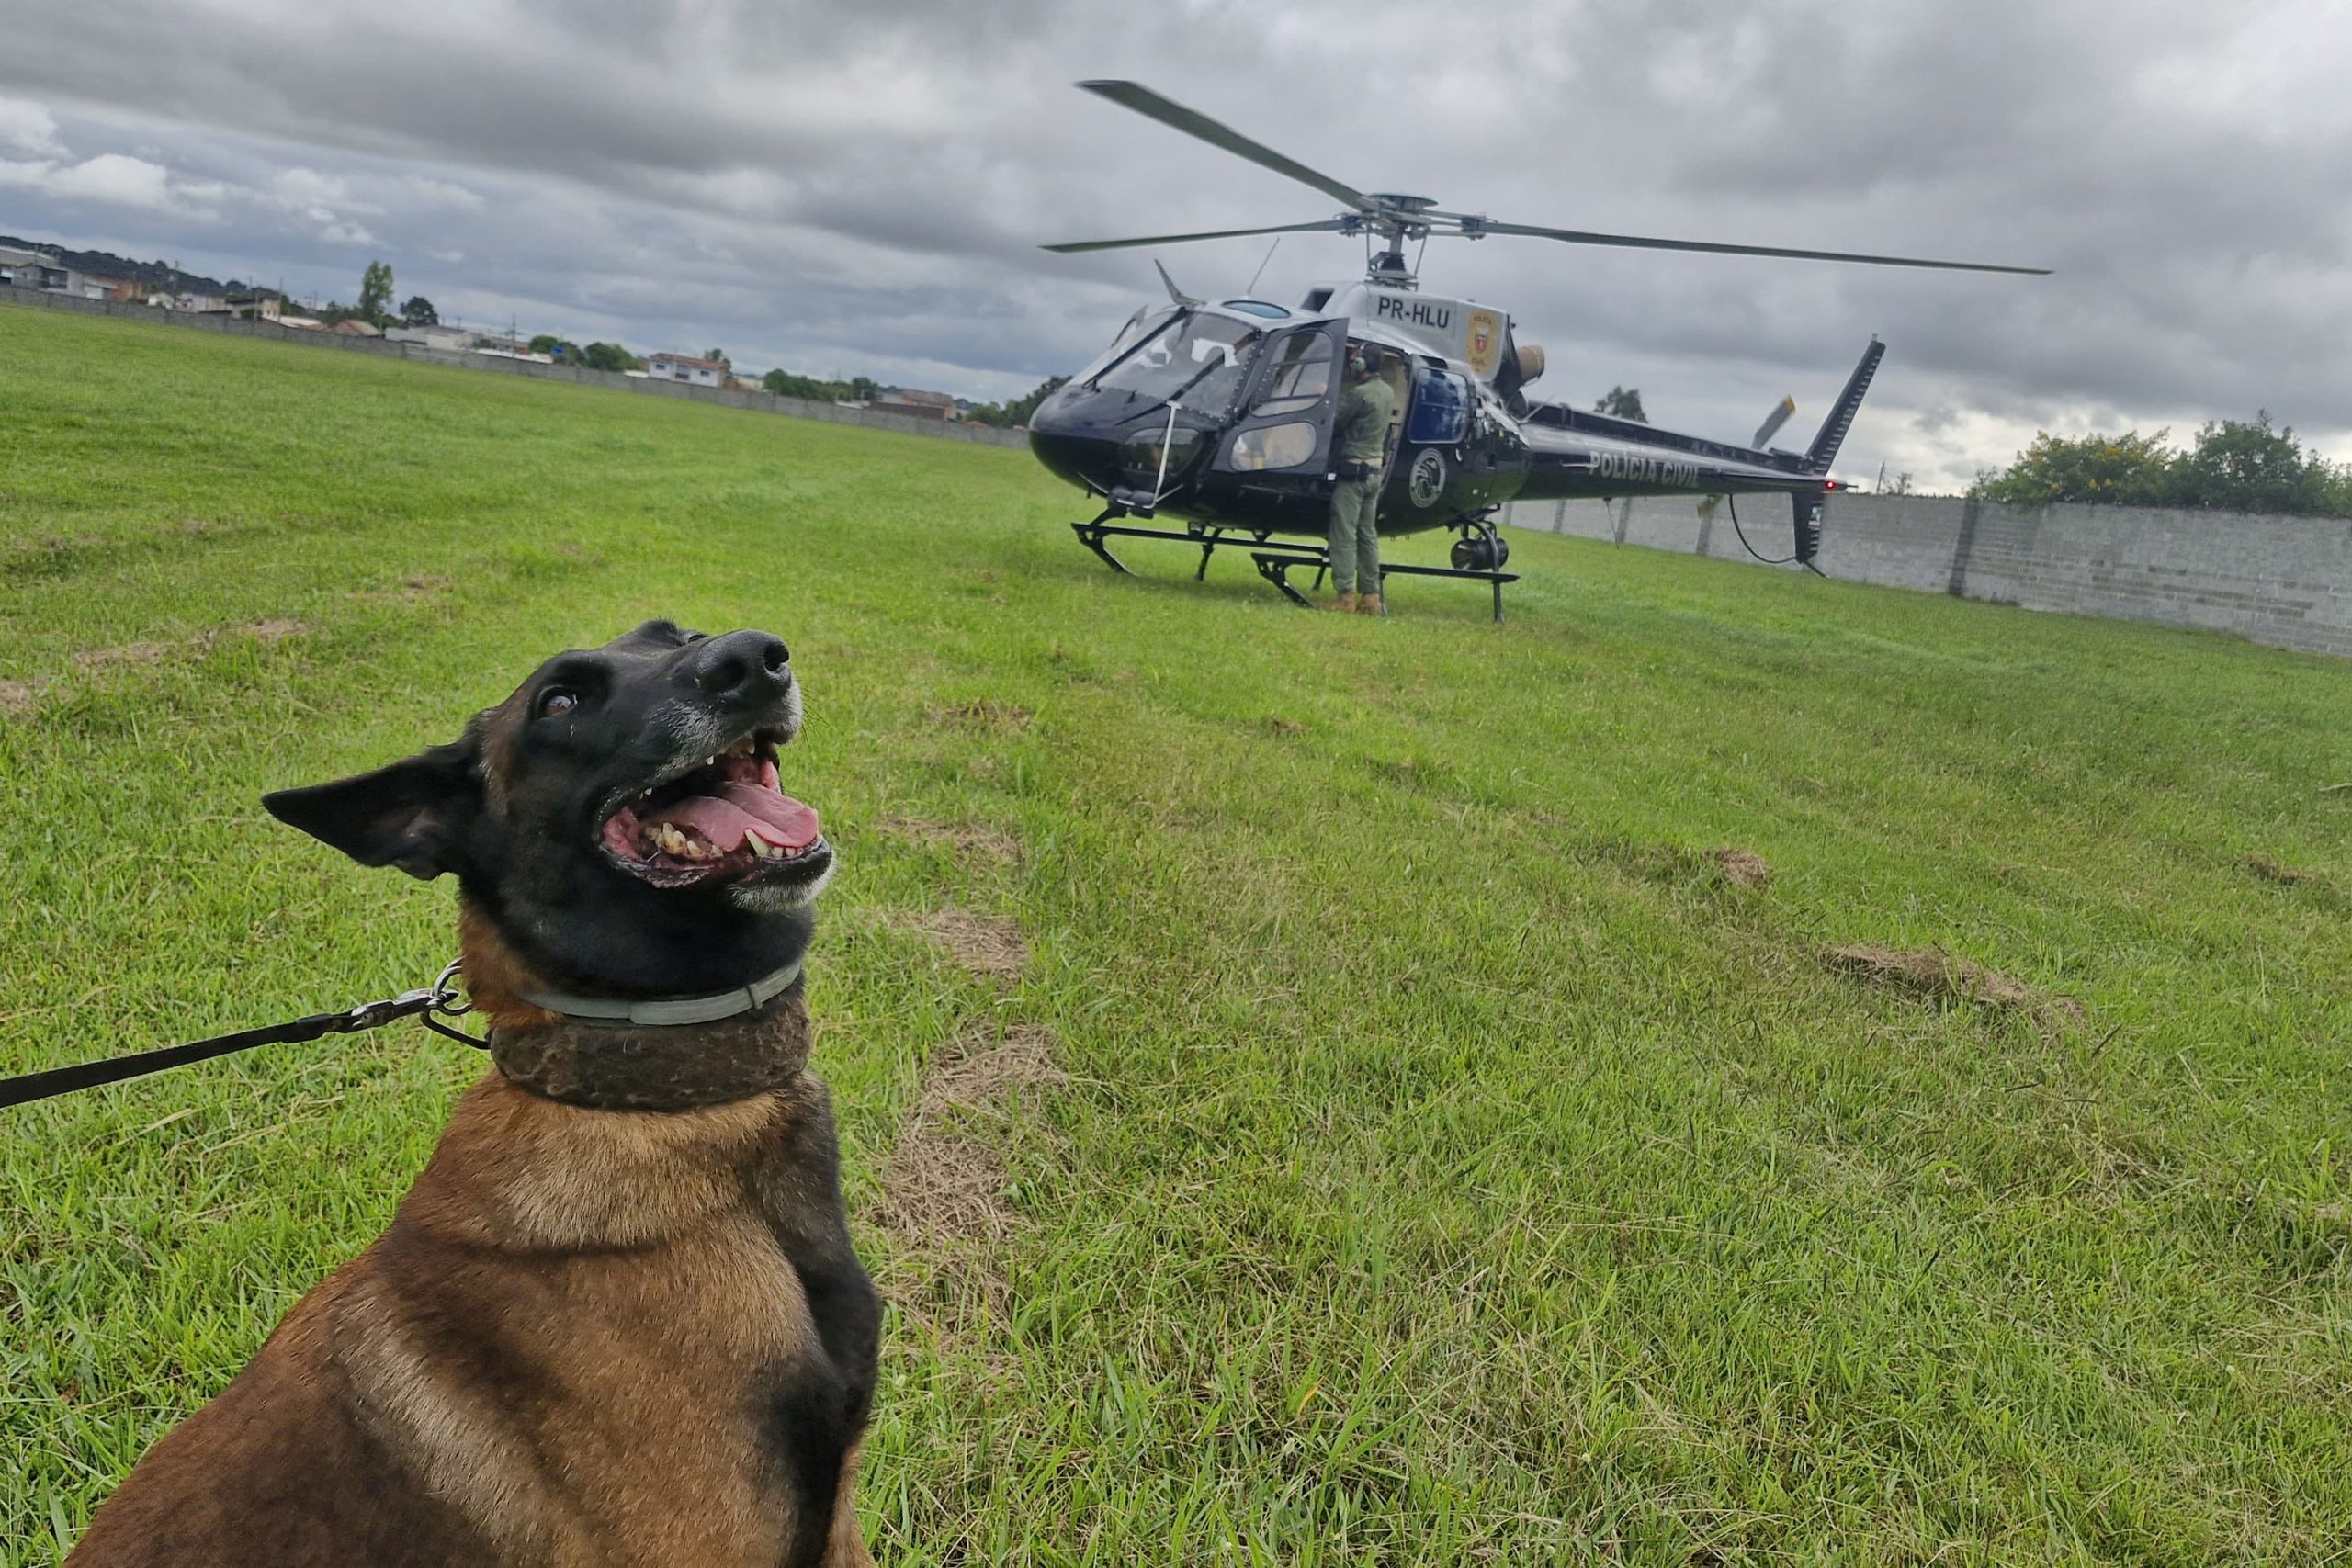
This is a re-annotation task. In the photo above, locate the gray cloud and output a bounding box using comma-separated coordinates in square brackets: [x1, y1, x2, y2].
[3, 0, 2348, 488]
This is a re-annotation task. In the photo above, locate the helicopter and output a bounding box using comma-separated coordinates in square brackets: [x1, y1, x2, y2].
[1026, 81, 2046, 619]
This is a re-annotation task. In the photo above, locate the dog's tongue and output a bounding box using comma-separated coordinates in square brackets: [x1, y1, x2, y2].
[645, 784, 820, 851]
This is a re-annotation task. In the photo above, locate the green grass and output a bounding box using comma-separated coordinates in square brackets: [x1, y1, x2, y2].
[4, 302, 2349, 1565]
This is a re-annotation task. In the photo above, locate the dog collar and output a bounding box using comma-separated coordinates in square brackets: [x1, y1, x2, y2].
[513, 957, 803, 1029]
[489, 959, 811, 1111]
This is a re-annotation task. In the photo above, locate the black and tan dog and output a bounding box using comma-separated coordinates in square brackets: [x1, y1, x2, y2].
[68, 620, 881, 1567]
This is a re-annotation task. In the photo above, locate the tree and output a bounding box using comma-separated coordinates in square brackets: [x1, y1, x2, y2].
[967, 377, 1069, 429]
[401, 296, 438, 327]
[848, 376, 880, 402]
[581, 341, 636, 373]
[2168, 412, 2338, 514]
[1972, 429, 2177, 506]
[1593, 386, 1647, 423]
[763, 367, 849, 400]
[357, 261, 395, 327]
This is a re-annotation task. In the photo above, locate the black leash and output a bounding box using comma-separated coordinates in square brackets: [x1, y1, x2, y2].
[0, 961, 482, 1111]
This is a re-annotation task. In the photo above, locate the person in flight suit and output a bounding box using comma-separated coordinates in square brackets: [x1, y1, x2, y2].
[1327, 343, 1396, 615]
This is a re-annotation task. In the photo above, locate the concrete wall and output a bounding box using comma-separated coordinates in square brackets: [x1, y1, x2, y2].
[0, 283, 1030, 451]
[1506, 490, 2352, 660]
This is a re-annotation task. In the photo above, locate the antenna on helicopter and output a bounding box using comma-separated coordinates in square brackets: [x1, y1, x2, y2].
[1244, 237, 1282, 297]
[1044, 80, 2051, 286]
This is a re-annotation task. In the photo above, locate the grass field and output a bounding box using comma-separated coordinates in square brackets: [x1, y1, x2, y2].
[4, 302, 2350, 1565]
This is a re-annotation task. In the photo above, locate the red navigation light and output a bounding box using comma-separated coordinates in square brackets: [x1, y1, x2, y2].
[1822, 479, 1841, 491]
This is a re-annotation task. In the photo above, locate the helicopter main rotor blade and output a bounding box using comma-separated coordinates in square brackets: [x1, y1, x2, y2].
[1077, 80, 1371, 212]
[1478, 220, 2050, 276]
[1042, 220, 1348, 254]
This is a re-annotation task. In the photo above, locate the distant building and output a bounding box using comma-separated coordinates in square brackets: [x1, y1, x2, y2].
[0, 243, 107, 299]
[278, 315, 327, 331]
[647, 352, 726, 388]
[333, 319, 384, 337]
[385, 323, 476, 352]
[873, 387, 958, 422]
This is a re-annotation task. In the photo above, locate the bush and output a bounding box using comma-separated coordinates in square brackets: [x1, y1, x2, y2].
[1973, 413, 2352, 516]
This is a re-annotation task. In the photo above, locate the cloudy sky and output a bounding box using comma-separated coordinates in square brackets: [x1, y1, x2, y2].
[3, 0, 2348, 490]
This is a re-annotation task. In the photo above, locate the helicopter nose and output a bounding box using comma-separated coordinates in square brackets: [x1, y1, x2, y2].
[1026, 407, 1124, 494]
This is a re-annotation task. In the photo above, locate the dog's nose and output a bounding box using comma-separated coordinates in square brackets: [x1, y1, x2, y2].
[691, 630, 792, 704]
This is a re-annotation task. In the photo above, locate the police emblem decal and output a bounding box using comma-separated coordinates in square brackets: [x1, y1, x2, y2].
[1464, 310, 1502, 377]
[1408, 449, 1448, 507]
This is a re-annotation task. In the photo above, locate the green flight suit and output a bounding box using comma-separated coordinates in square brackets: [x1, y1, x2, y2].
[1327, 372, 1395, 595]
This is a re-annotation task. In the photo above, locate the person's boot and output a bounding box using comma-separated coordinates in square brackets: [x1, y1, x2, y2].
[1357, 592, 1384, 616]
[1327, 590, 1358, 613]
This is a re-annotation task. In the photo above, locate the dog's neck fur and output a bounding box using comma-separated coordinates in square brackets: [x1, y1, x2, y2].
[458, 906, 813, 1112]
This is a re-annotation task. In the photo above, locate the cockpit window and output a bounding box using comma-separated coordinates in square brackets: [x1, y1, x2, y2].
[1408, 369, 1471, 444]
[1091, 311, 1262, 412]
[1069, 308, 1174, 389]
[1250, 330, 1336, 417]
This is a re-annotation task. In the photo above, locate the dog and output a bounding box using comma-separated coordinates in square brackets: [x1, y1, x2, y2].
[66, 620, 881, 1567]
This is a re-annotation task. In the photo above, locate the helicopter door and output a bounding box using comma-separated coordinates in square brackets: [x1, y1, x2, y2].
[1212, 319, 1350, 479]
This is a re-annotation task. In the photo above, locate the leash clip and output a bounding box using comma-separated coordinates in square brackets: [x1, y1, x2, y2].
[337, 988, 436, 1034]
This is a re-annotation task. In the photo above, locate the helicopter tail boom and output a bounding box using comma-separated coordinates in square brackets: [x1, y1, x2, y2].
[1804, 338, 1886, 475]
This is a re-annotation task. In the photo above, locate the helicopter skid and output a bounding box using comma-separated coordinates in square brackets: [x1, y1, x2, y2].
[1067, 513, 1516, 621]
[1251, 552, 1517, 624]
[1069, 515, 1321, 581]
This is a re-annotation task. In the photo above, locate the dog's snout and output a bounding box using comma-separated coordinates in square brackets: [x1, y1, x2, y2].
[691, 630, 792, 703]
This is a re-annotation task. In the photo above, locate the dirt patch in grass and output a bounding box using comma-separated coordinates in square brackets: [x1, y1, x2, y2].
[72, 641, 175, 673]
[1823, 944, 2036, 1008]
[878, 1124, 1013, 1249]
[0, 680, 37, 720]
[914, 908, 1029, 983]
[1263, 716, 1306, 737]
[1712, 849, 1771, 889]
[922, 1023, 1064, 1116]
[349, 572, 453, 605]
[1822, 943, 2086, 1027]
[69, 619, 309, 675]
[926, 698, 1033, 730]
[880, 815, 1022, 867]
[876, 1021, 1067, 1250]
[2242, 853, 2309, 886]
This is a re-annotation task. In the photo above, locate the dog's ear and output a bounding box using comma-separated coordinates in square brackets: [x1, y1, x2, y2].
[263, 739, 483, 880]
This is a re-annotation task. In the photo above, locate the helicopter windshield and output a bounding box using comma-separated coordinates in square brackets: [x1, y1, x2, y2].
[1089, 310, 1262, 412]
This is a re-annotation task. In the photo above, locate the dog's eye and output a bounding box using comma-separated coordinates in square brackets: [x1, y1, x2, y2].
[537, 689, 581, 719]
